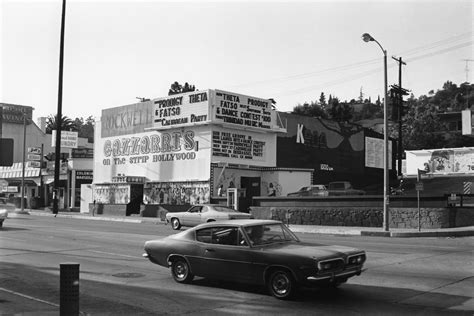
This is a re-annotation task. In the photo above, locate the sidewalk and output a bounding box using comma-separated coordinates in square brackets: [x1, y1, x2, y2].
[10, 208, 474, 238]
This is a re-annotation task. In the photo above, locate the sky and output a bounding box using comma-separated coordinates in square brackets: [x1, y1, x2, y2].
[1, 0, 472, 122]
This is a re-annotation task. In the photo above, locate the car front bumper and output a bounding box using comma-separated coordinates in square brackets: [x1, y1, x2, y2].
[306, 267, 366, 283]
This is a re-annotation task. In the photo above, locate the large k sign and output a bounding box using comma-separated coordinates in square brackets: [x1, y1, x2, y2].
[296, 124, 305, 144]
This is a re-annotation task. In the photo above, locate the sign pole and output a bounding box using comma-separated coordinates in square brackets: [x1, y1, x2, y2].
[416, 169, 424, 232]
[417, 190, 420, 232]
[21, 114, 27, 212]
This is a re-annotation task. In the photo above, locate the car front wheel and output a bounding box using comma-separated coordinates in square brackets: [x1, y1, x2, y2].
[171, 218, 181, 230]
[171, 258, 194, 283]
[267, 269, 296, 300]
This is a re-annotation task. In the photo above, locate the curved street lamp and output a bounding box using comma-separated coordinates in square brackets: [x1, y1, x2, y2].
[362, 33, 389, 232]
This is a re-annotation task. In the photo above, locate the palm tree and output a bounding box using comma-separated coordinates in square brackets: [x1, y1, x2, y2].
[45, 114, 77, 134]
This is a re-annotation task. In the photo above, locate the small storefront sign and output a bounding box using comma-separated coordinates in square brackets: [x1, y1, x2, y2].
[52, 130, 78, 148]
[28, 147, 42, 155]
[27, 154, 41, 161]
[1, 186, 18, 193]
[75, 170, 93, 182]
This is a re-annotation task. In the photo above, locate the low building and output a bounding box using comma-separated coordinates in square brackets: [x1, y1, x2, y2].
[0, 103, 93, 209]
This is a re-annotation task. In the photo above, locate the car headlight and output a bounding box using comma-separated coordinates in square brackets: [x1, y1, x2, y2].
[319, 263, 332, 270]
[317, 258, 344, 271]
[348, 254, 366, 265]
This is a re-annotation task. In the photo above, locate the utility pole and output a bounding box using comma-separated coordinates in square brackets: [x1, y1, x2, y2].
[53, 0, 67, 216]
[392, 56, 406, 177]
[462, 59, 474, 83]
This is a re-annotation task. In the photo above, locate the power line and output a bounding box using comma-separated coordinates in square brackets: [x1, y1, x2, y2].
[274, 41, 472, 98]
[405, 41, 473, 63]
[229, 33, 473, 90]
[397, 32, 472, 57]
[228, 57, 381, 89]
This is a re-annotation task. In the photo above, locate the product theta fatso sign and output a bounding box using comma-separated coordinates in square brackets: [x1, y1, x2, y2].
[152, 90, 275, 131]
[212, 90, 274, 130]
[153, 91, 210, 129]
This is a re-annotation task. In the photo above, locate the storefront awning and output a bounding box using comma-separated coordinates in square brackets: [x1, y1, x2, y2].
[0, 163, 41, 178]
[4, 179, 40, 187]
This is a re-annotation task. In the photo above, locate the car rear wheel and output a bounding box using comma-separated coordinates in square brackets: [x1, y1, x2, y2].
[267, 269, 296, 300]
[171, 258, 194, 283]
[171, 218, 181, 230]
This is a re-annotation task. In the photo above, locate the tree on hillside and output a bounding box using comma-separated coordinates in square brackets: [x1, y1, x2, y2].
[397, 82, 474, 150]
[319, 92, 327, 108]
[74, 116, 95, 142]
[292, 101, 328, 118]
[328, 97, 353, 122]
[400, 95, 446, 150]
[45, 115, 77, 134]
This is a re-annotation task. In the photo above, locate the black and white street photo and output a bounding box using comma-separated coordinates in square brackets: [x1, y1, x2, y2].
[1, 0, 473, 315]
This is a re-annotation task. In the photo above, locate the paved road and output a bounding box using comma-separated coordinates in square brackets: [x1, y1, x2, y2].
[1, 213, 473, 315]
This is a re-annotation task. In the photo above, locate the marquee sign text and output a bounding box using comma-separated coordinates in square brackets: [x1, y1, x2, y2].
[212, 131, 265, 160]
[102, 130, 197, 166]
[154, 92, 209, 128]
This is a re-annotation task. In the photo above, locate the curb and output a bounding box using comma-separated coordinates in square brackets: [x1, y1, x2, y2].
[12, 209, 474, 238]
[361, 230, 474, 238]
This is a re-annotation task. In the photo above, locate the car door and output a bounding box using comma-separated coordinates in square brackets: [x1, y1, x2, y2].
[181, 206, 202, 226]
[194, 226, 256, 282]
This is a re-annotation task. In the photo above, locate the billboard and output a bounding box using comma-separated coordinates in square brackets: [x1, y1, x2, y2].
[0, 103, 33, 124]
[101, 101, 154, 138]
[152, 90, 276, 132]
[365, 137, 393, 169]
[211, 90, 274, 131]
[153, 91, 210, 129]
[406, 147, 474, 176]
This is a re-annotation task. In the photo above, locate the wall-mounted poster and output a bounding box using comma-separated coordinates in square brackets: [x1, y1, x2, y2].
[93, 184, 130, 204]
[143, 181, 210, 205]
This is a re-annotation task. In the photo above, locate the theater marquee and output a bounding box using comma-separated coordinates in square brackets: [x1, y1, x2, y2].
[153, 91, 210, 129]
[152, 90, 277, 132]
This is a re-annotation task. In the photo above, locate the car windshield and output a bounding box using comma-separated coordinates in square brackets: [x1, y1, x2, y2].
[244, 223, 299, 246]
[213, 206, 238, 213]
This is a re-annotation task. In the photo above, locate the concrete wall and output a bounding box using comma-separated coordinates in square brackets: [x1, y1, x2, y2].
[249, 206, 473, 229]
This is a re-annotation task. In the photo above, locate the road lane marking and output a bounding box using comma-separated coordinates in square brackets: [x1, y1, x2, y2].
[0, 236, 27, 242]
[87, 249, 140, 259]
[0, 286, 59, 307]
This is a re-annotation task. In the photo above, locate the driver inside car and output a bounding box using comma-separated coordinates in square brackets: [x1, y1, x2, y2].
[247, 225, 264, 245]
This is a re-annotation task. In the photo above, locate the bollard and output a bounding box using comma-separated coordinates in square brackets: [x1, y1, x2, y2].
[60, 263, 80, 316]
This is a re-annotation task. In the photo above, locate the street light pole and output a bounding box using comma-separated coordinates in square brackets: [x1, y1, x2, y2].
[362, 33, 390, 232]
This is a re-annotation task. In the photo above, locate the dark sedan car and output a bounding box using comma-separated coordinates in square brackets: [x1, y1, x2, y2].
[143, 219, 366, 299]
